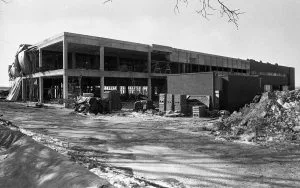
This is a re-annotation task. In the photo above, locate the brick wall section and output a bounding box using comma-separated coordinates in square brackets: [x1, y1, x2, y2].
[167, 73, 214, 96]
[226, 75, 261, 112]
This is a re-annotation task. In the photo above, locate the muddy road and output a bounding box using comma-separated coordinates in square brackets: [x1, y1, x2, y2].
[1, 102, 300, 187]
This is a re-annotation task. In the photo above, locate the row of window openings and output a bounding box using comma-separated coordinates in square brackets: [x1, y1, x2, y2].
[251, 71, 287, 77]
[72, 85, 149, 95]
[40, 53, 249, 74]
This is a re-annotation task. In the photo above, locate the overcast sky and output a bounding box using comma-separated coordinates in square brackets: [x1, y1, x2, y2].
[0, 0, 299, 87]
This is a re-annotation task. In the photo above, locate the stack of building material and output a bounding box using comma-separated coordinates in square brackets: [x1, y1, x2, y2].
[166, 93, 174, 111]
[264, 85, 272, 92]
[193, 105, 206, 118]
[174, 94, 187, 113]
[159, 93, 166, 112]
[107, 90, 122, 111]
[188, 95, 210, 108]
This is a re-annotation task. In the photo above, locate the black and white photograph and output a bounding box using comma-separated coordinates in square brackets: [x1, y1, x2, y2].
[0, 0, 299, 187]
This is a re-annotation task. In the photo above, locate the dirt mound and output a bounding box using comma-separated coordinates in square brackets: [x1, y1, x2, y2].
[215, 90, 300, 143]
[0, 119, 113, 188]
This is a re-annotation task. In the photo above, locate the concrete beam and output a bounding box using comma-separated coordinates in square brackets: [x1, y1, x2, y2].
[66, 69, 151, 78]
[39, 77, 43, 103]
[26, 69, 168, 80]
[36, 34, 64, 49]
[25, 69, 64, 78]
[100, 46, 104, 71]
[66, 34, 149, 52]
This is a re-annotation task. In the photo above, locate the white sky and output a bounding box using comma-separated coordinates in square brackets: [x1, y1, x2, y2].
[0, 0, 299, 87]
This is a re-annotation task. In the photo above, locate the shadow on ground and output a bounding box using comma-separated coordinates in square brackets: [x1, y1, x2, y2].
[1, 102, 300, 187]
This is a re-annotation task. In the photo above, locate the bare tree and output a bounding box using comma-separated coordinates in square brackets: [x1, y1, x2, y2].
[175, 0, 243, 28]
[104, 0, 243, 28]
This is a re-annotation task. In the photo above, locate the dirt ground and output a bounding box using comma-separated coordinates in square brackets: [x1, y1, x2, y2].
[1, 101, 300, 188]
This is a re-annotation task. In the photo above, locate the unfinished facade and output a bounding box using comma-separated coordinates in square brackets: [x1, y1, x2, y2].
[9, 32, 295, 110]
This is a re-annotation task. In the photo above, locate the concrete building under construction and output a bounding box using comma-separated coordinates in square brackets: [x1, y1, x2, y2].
[8, 32, 295, 111]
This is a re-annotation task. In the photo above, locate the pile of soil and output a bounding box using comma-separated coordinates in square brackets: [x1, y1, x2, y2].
[215, 90, 300, 143]
[0, 119, 112, 188]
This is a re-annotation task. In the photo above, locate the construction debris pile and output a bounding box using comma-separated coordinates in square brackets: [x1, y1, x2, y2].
[214, 90, 300, 143]
[74, 91, 122, 114]
[75, 97, 112, 115]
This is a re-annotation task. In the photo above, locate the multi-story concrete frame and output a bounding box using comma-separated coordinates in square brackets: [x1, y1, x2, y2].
[20, 32, 295, 107]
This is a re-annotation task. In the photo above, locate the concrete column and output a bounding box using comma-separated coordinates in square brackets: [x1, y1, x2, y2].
[78, 76, 82, 96]
[39, 49, 43, 68]
[100, 77, 104, 99]
[63, 40, 68, 70]
[72, 52, 76, 69]
[63, 75, 68, 107]
[116, 56, 120, 71]
[148, 49, 151, 73]
[100, 46, 104, 71]
[39, 77, 43, 103]
[125, 85, 129, 98]
[147, 78, 152, 100]
[116, 80, 120, 92]
[21, 78, 26, 101]
[63, 39, 68, 107]
[182, 64, 186, 73]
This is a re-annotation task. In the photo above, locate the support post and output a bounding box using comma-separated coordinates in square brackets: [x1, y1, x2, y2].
[72, 52, 76, 69]
[38, 48, 43, 103]
[148, 49, 151, 73]
[63, 75, 68, 106]
[178, 63, 181, 73]
[116, 80, 120, 92]
[100, 46, 104, 71]
[116, 56, 120, 71]
[99, 46, 105, 99]
[39, 49, 43, 69]
[63, 39, 68, 107]
[147, 78, 152, 100]
[39, 77, 43, 103]
[63, 40, 68, 70]
[182, 64, 186, 73]
[100, 77, 104, 99]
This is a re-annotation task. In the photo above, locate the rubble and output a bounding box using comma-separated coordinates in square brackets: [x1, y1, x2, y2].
[214, 90, 300, 143]
[133, 100, 155, 112]
[74, 90, 122, 115]
[75, 96, 108, 115]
